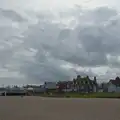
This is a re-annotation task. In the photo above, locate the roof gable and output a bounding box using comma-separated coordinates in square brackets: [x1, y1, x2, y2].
[109, 79, 120, 86]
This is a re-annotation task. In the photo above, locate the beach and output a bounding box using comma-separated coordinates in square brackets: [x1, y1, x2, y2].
[0, 96, 120, 120]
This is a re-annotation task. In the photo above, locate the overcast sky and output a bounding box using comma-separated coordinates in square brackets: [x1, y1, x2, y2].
[0, 0, 120, 85]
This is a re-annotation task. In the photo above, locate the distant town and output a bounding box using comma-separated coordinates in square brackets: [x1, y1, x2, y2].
[0, 75, 120, 96]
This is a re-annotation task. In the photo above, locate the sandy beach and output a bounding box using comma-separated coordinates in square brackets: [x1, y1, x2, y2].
[0, 96, 120, 120]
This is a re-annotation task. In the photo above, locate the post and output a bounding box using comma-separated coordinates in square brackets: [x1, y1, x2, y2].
[5, 91, 6, 96]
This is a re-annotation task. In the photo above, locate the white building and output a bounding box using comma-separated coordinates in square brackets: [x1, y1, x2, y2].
[33, 86, 45, 93]
[7, 87, 26, 94]
[44, 82, 57, 89]
[108, 77, 120, 93]
[108, 83, 120, 93]
[93, 85, 97, 92]
[108, 84, 116, 92]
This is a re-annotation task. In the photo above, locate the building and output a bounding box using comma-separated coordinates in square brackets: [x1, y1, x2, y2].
[73, 76, 98, 93]
[44, 82, 57, 90]
[108, 83, 117, 92]
[56, 76, 98, 93]
[23, 85, 46, 95]
[32, 85, 46, 93]
[108, 77, 120, 93]
[56, 81, 73, 92]
[5, 87, 26, 96]
[0, 88, 6, 96]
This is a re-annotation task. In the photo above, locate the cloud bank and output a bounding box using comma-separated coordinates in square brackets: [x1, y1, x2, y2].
[0, 1, 120, 85]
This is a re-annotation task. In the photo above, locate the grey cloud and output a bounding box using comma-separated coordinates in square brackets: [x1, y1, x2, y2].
[20, 57, 76, 83]
[19, 6, 120, 83]
[20, 6, 120, 82]
[78, 21, 120, 55]
[58, 29, 71, 40]
[0, 26, 23, 68]
[0, 8, 25, 22]
[0, 77, 27, 85]
[74, 67, 97, 78]
[77, 7, 117, 24]
[90, 7, 117, 23]
[1, 6, 120, 84]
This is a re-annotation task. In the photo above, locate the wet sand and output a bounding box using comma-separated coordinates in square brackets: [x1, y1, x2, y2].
[0, 96, 120, 120]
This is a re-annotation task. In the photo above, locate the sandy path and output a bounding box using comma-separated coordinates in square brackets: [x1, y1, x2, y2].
[0, 96, 120, 120]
